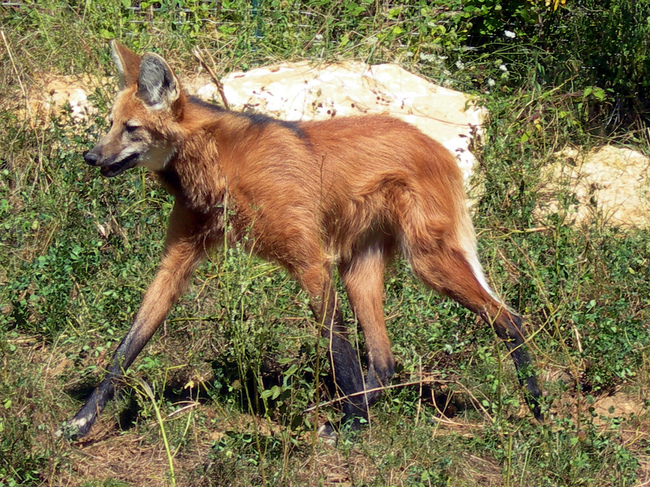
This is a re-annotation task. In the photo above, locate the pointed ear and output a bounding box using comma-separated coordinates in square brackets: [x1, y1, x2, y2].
[110, 41, 141, 90]
[136, 53, 180, 110]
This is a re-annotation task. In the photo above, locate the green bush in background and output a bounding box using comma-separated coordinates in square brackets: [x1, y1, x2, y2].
[6, 0, 647, 133]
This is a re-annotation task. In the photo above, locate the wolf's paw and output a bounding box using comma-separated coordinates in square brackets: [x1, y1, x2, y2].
[55, 415, 93, 440]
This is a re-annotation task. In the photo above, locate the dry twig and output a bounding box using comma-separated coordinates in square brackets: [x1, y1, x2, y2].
[193, 47, 230, 110]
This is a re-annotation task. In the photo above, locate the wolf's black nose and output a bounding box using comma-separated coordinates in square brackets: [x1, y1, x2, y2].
[84, 151, 99, 166]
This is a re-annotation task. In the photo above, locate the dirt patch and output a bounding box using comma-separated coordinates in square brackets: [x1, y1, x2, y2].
[551, 388, 648, 429]
[593, 393, 647, 418]
[20, 75, 109, 128]
[61, 434, 177, 486]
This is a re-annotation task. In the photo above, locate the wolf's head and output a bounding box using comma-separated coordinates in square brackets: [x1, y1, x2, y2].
[84, 42, 184, 177]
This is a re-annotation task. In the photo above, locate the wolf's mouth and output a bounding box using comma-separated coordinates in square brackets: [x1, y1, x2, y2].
[100, 153, 140, 177]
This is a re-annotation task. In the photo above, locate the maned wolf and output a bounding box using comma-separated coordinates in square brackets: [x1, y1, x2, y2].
[61, 41, 541, 439]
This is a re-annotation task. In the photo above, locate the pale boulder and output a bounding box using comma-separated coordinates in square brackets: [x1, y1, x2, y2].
[188, 61, 485, 184]
[539, 146, 650, 228]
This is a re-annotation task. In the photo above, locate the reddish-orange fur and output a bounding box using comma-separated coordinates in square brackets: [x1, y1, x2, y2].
[61, 42, 541, 439]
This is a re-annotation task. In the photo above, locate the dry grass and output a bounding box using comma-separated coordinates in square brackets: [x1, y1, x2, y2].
[4, 331, 646, 486]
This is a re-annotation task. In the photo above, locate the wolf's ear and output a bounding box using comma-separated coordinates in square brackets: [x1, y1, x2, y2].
[111, 41, 141, 90]
[136, 53, 180, 110]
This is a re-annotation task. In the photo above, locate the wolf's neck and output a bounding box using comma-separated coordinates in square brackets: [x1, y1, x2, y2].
[157, 127, 226, 213]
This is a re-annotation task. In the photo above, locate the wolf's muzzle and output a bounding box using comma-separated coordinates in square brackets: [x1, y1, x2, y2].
[84, 150, 99, 166]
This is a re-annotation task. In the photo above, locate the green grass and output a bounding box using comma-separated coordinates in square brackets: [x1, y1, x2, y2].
[1, 1, 650, 486]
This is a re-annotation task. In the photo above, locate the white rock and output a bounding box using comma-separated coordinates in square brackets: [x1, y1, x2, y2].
[540, 146, 650, 227]
[188, 61, 485, 185]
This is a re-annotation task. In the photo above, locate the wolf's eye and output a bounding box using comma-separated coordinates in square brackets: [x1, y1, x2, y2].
[125, 122, 140, 133]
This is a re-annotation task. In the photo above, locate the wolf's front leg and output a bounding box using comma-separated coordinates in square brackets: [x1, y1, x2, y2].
[59, 204, 211, 439]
